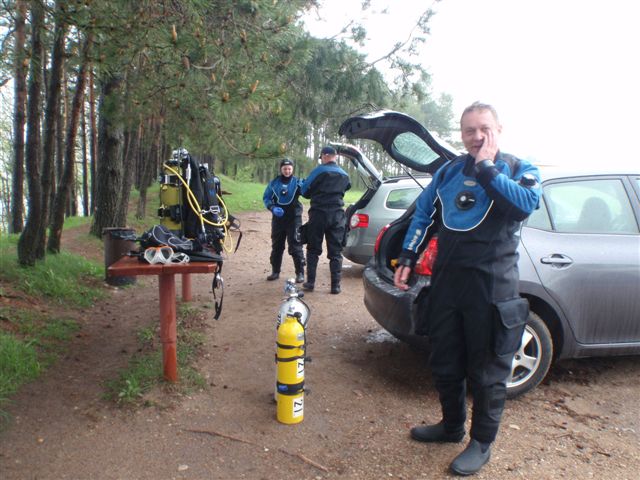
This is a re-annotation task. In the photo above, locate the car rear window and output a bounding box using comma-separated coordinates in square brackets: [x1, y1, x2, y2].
[386, 187, 421, 210]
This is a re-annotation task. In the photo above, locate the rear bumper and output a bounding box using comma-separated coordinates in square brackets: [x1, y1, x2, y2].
[343, 247, 372, 265]
[362, 265, 430, 340]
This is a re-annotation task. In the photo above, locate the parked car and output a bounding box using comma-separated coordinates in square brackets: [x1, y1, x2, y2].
[333, 132, 459, 266]
[338, 110, 640, 398]
[343, 175, 430, 264]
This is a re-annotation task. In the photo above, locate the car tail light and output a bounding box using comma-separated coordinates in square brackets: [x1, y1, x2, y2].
[350, 213, 369, 229]
[374, 224, 391, 254]
[414, 237, 438, 276]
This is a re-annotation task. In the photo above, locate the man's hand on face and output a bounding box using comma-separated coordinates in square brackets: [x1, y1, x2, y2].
[475, 129, 499, 164]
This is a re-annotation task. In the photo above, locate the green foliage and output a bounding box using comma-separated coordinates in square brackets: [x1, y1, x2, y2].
[0, 234, 104, 307]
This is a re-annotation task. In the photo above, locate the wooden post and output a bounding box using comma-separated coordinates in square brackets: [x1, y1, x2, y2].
[158, 273, 178, 382]
[181, 273, 192, 302]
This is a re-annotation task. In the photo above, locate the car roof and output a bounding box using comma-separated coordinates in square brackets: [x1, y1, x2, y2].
[538, 165, 640, 181]
[382, 174, 430, 184]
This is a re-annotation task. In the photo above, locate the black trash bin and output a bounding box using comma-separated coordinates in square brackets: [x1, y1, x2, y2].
[103, 227, 137, 286]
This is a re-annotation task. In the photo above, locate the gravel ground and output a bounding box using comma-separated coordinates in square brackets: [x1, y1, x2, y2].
[1, 210, 639, 479]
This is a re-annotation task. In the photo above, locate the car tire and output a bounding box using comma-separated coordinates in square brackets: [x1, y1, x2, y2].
[506, 312, 553, 399]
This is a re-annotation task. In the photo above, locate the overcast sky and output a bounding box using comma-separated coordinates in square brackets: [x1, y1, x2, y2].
[304, 0, 640, 170]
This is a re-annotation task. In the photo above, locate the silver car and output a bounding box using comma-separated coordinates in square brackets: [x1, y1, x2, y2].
[343, 175, 430, 265]
[338, 110, 640, 398]
[333, 138, 458, 266]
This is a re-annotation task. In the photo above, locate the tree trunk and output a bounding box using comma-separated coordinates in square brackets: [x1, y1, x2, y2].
[39, 0, 66, 256]
[17, 1, 44, 266]
[81, 100, 89, 216]
[90, 74, 124, 237]
[115, 121, 141, 226]
[89, 69, 97, 214]
[48, 34, 93, 253]
[135, 116, 161, 220]
[10, 0, 27, 234]
[60, 73, 69, 216]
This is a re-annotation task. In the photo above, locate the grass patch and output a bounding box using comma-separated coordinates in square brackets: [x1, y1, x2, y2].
[105, 303, 208, 405]
[344, 188, 364, 205]
[63, 215, 92, 229]
[216, 175, 269, 213]
[0, 234, 104, 308]
[0, 232, 102, 423]
[0, 332, 41, 414]
[0, 305, 80, 422]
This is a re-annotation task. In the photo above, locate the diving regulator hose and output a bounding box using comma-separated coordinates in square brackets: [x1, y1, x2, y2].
[162, 162, 235, 253]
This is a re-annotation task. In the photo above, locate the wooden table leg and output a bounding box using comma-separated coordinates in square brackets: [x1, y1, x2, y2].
[181, 273, 192, 302]
[159, 273, 178, 382]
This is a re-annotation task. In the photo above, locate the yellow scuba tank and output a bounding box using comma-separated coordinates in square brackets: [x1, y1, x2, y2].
[158, 157, 183, 233]
[276, 309, 305, 424]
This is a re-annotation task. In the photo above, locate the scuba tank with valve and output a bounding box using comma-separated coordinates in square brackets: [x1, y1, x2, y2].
[275, 278, 310, 424]
[158, 148, 232, 254]
[154, 147, 242, 320]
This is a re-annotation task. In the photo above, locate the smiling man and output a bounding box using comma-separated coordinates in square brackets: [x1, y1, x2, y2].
[394, 102, 541, 475]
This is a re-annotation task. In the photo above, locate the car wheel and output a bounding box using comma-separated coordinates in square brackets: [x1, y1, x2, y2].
[506, 312, 553, 399]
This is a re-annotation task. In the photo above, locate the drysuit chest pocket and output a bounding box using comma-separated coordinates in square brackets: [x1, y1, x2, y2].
[494, 297, 529, 356]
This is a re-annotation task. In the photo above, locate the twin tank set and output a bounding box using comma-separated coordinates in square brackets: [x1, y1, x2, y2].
[276, 279, 310, 424]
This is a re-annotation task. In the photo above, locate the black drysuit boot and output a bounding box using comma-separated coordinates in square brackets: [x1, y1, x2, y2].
[410, 421, 465, 443]
[450, 439, 492, 476]
[294, 258, 305, 283]
[266, 272, 279, 281]
[303, 254, 318, 291]
[330, 258, 342, 294]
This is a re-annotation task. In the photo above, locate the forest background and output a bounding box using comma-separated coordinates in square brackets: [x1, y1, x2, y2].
[0, 0, 455, 266]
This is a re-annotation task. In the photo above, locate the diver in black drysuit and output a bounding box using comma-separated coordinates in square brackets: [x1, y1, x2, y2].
[300, 146, 351, 294]
[396, 148, 541, 474]
[263, 159, 305, 283]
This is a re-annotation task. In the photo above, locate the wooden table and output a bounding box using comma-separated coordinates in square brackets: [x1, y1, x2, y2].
[107, 256, 219, 382]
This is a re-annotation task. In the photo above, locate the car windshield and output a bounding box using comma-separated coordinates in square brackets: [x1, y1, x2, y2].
[392, 132, 443, 170]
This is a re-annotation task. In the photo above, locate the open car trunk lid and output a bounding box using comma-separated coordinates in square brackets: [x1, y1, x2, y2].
[338, 110, 459, 174]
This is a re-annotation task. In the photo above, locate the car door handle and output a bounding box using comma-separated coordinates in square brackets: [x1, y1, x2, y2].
[540, 254, 573, 266]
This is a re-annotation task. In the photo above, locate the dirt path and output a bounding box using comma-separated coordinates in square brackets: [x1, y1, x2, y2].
[1, 210, 639, 479]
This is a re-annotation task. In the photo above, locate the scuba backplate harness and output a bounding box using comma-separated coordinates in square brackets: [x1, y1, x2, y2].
[155, 147, 242, 318]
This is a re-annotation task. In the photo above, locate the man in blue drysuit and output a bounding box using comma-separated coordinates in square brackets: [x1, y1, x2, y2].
[394, 102, 541, 476]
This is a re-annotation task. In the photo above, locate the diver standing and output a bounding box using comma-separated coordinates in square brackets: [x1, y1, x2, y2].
[394, 102, 541, 476]
[301, 146, 351, 294]
[263, 158, 305, 283]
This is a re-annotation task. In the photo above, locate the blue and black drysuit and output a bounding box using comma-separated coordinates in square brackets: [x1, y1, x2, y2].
[263, 174, 305, 276]
[398, 152, 541, 444]
[301, 162, 351, 287]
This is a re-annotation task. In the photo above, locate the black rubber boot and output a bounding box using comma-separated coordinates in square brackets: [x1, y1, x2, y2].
[266, 272, 280, 281]
[293, 258, 305, 284]
[304, 255, 317, 291]
[410, 422, 465, 443]
[330, 266, 341, 294]
[450, 439, 491, 476]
